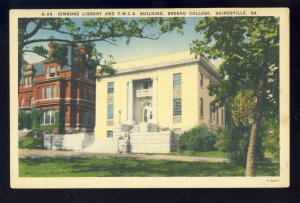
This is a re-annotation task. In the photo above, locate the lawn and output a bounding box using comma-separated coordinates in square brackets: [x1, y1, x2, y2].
[19, 137, 43, 149]
[19, 157, 279, 177]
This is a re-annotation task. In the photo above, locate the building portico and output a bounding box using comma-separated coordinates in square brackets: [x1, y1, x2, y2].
[126, 77, 158, 126]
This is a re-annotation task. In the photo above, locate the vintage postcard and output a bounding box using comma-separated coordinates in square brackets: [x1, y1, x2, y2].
[10, 8, 289, 188]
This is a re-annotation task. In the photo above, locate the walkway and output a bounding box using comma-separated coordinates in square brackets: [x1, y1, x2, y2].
[19, 149, 229, 163]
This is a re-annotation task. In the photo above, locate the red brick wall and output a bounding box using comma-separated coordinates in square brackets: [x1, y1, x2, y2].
[19, 52, 96, 132]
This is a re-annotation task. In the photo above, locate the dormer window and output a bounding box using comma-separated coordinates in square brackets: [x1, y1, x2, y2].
[50, 66, 56, 77]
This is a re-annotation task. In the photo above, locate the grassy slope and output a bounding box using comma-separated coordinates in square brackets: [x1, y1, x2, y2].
[19, 157, 279, 177]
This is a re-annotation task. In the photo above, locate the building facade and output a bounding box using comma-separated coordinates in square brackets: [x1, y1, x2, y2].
[94, 51, 225, 142]
[18, 43, 96, 133]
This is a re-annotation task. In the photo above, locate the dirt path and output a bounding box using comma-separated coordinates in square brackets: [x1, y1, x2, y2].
[19, 149, 229, 163]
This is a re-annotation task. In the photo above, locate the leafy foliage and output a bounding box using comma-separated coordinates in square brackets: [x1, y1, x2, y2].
[18, 110, 32, 130]
[191, 17, 279, 174]
[261, 118, 280, 161]
[215, 126, 265, 165]
[231, 90, 256, 126]
[178, 125, 217, 152]
[191, 17, 279, 115]
[18, 17, 186, 80]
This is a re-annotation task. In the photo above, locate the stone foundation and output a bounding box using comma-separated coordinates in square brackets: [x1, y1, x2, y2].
[44, 122, 178, 154]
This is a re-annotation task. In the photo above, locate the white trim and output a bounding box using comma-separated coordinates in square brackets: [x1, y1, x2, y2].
[35, 97, 95, 103]
[36, 98, 60, 102]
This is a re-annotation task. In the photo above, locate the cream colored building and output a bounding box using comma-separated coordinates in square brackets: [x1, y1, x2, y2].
[90, 51, 225, 153]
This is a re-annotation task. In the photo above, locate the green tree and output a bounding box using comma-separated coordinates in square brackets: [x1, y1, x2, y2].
[19, 17, 185, 81]
[18, 110, 32, 130]
[191, 17, 279, 176]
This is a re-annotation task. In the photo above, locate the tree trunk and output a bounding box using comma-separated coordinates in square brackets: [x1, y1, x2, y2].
[245, 80, 264, 176]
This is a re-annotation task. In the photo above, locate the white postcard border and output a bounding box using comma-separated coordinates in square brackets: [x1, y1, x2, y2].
[10, 8, 290, 188]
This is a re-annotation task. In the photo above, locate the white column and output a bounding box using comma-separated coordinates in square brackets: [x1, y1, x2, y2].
[152, 76, 158, 124]
[126, 80, 134, 125]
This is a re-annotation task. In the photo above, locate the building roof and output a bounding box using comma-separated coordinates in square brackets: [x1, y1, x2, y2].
[20, 62, 44, 84]
[113, 51, 196, 70]
[19, 62, 73, 85]
[97, 51, 219, 79]
[19, 43, 79, 84]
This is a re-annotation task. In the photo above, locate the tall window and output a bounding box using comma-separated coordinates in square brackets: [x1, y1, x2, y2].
[42, 86, 56, 99]
[200, 98, 204, 118]
[173, 98, 182, 116]
[46, 87, 51, 99]
[49, 66, 56, 77]
[41, 87, 45, 99]
[173, 73, 181, 87]
[40, 110, 55, 125]
[107, 82, 114, 93]
[200, 73, 203, 87]
[30, 97, 34, 106]
[173, 73, 182, 119]
[107, 104, 114, 120]
[107, 82, 114, 122]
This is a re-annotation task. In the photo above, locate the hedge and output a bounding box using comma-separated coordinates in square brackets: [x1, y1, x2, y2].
[178, 125, 217, 152]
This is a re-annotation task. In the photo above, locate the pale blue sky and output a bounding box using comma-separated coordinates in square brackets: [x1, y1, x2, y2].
[23, 17, 222, 67]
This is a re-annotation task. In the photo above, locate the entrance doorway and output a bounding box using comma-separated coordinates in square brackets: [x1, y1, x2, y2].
[142, 101, 153, 122]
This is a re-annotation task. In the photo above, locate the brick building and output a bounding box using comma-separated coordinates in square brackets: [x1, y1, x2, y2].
[18, 43, 96, 133]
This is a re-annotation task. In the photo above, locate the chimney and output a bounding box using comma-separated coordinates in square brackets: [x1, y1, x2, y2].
[66, 44, 72, 66]
[48, 42, 55, 58]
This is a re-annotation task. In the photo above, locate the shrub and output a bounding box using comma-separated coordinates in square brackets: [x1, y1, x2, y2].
[18, 110, 32, 130]
[261, 118, 279, 161]
[19, 137, 44, 149]
[178, 125, 217, 152]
